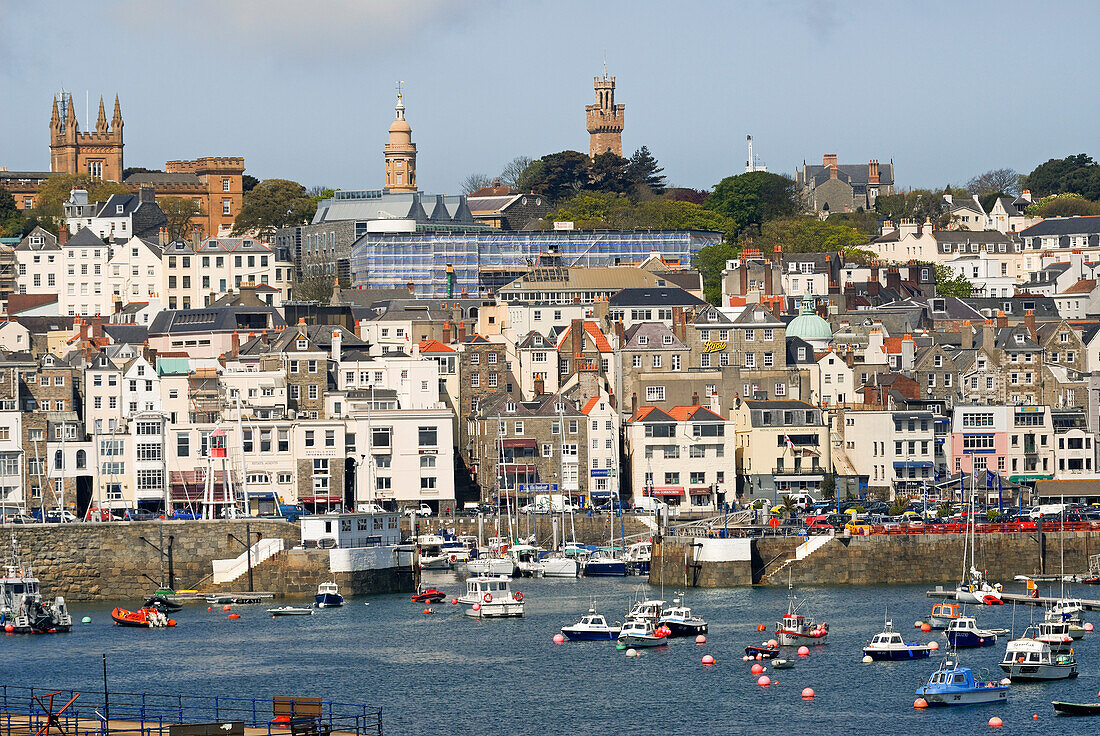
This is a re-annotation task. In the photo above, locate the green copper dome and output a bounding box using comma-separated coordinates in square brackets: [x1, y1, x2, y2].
[786, 300, 832, 343]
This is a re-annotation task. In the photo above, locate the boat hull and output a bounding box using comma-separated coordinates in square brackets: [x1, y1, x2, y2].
[315, 594, 344, 608]
[945, 631, 996, 648]
[929, 615, 959, 630]
[464, 602, 524, 618]
[541, 558, 579, 578]
[777, 630, 827, 646]
[465, 559, 514, 576]
[561, 627, 619, 641]
[268, 607, 314, 616]
[584, 560, 626, 577]
[745, 645, 780, 659]
[862, 646, 932, 661]
[918, 687, 1008, 706]
[1053, 701, 1100, 716]
[999, 662, 1077, 681]
[618, 634, 667, 647]
[661, 620, 708, 637]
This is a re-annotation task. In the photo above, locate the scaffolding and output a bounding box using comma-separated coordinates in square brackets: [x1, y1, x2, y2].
[348, 229, 720, 297]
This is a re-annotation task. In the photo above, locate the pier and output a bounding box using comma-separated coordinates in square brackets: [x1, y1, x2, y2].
[925, 585, 1100, 611]
[0, 686, 382, 736]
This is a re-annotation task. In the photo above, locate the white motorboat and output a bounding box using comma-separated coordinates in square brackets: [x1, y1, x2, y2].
[464, 556, 515, 576]
[507, 545, 545, 577]
[0, 550, 72, 634]
[541, 554, 579, 578]
[1000, 634, 1078, 680]
[625, 596, 665, 625]
[775, 582, 828, 646]
[267, 606, 314, 616]
[955, 567, 1003, 605]
[1046, 599, 1086, 639]
[656, 594, 708, 637]
[617, 618, 669, 647]
[458, 575, 525, 618]
[944, 616, 998, 648]
[561, 608, 620, 641]
[624, 540, 651, 575]
[1033, 620, 1073, 651]
[862, 618, 934, 661]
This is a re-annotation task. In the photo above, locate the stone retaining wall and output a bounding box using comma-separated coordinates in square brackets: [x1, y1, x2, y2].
[207, 549, 413, 598]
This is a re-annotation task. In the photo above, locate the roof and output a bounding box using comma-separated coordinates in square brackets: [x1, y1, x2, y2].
[66, 227, 105, 248]
[609, 287, 705, 308]
[803, 162, 894, 187]
[7, 293, 59, 315]
[1061, 279, 1097, 295]
[579, 396, 600, 415]
[1020, 216, 1100, 237]
[469, 185, 515, 198]
[501, 266, 672, 293]
[417, 339, 454, 353]
[666, 405, 725, 422]
[149, 306, 286, 335]
[124, 172, 203, 186]
[103, 324, 149, 345]
[931, 230, 1016, 244]
[555, 321, 612, 352]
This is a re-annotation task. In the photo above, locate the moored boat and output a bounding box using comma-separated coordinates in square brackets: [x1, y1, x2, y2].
[1033, 620, 1073, 652]
[143, 595, 183, 613]
[561, 608, 620, 641]
[916, 652, 1009, 705]
[617, 618, 668, 648]
[999, 634, 1077, 681]
[862, 619, 933, 661]
[656, 594, 707, 637]
[775, 586, 828, 646]
[583, 549, 626, 577]
[945, 616, 998, 648]
[267, 606, 314, 616]
[0, 542, 72, 634]
[1053, 701, 1100, 716]
[624, 596, 665, 625]
[458, 575, 524, 618]
[411, 587, 447, 604]
[315, 581, 344, 608]
[744, 643, 780, 659]
[111, 607, 175, 628]
[929, 601, 962, 629]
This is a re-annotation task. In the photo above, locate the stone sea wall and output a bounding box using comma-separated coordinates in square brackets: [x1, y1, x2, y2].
[404, 513, 652, 547]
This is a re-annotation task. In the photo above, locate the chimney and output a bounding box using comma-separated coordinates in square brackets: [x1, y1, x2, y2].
[898, 219, 919, 238]
[885, 267, 900, 291]
[1021, 189, 1032, 203]
[442, 321, 452, 344]
[672, 307, 686, 342]
[901, 334, 916, 372]
[570, 318, 584, 360]
[594, 295, 609, 323]
[823, 154, 838, 168]
[738, 261, 747, 295]
[457, 322, 467, 343]
[1024, 308, 1036, 338]
[90, 315, 104, 339]
[614, 319, 625, 347]
[960, 320, 973, 350]
[59, 227, 69, 246]
[868, 159, 880, 185]
[230, 331, 240, 355]
[691, 391, 699, 406]
[982, 318, 994, 349]
[829, 163, 838, 180]
[139, 185, 155, 204]
[631, 392, 637, 415]
[331, 329, 342, 363]
[996, 310, 1007, 328]
[534, 377, 545, 395]
[191, 227, 201, 248]
[159, 227, 169, 246]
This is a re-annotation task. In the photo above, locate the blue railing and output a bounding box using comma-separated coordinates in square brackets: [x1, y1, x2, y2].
[0, 686, 382, 736]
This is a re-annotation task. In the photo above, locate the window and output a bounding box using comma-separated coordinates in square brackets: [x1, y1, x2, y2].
[420, 477, 437, 491]
[652, 354, 662, 368]
[632, 355, 642, 368]
[418, 426, 438, 447]
[136, 469, 162, 490]
[305, 430, 315, 447]
[222, 199, 231, 215]
[645, 386, 665, 402]
[325, 430, 335, 448]
[136, 443, 161, 461]
[542, 444, 553, 458]
[514, 421, 524, 435]
[561, 443, 578, 458]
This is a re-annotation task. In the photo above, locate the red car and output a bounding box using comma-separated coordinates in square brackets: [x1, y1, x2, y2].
[85, 508, 120, 522]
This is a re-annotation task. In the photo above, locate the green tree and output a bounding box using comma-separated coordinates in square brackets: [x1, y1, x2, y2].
[241, 174, 260, 192]
[705, 171, 798, 234]
[587, 152, 632, 194]
[693, 241, 739, 304]
[160, 196, 205, 240]
[32, 173, 130, 223]
[0, 188, 24, 237]
[307, 186, 335, 202]
[1025, 193, 1100, 217]
[625, 146, 666, 195]
[825, 210, 882, 236]
[935, 264, 972, 297]
[518, 151, 590, 203]
[977, 191, 1006, 214]
[546, 192, 735, 237]
[820, 473, 836, 501]
[1024, 154, 1100, 199]
[122, 166, 162, 179]
[666, 187, 709, 205]
[231, 179, 316, 238]
[755, 216, 868, 256]
[874, 189, 948, 227]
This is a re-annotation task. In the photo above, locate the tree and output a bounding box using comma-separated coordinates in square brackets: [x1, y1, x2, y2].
[977, 191, 1006, 214]
[231, 179, 316, 238]
[499, 156, 533, 191]
[293, 263, 339, 303]
[967, 168, 1021, 197]
[625, 146, 666, 195]
[461, 173, 493, 195]
[1025, 193, 1100, 218]
[874, 189, 948, 227]
[0, 188, 24, 237]
[122, 166, 162, 179]
[666, 187, 709, 205]
[242, 174, 260, 192]
[546, 192, 735, 237]
[826, 210, 882, 236]
[31, 174, 130, 223]
[694, 241, 739, 304]
[1024, 154, 1100, 199]
[755, 216, 868, 256]
[705, 171, 798, 235]
[307, 186, 335, 201]
[519, 151, 590, 203]
[934, 264, 972, 297]
[160, 196, 205, 240]
[587, 152, 632, 194]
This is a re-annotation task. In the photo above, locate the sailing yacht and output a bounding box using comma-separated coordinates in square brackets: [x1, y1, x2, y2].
[954, 480, 1002, 605]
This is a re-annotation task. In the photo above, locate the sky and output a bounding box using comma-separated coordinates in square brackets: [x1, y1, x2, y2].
[1, 0, 1098, 195]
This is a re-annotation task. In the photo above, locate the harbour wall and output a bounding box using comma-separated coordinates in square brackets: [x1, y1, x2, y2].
[403, 513, 653, 547]
[205, 547, 414, 598]
[8, 519, 302, 600]
[650, 531, 1100, 588]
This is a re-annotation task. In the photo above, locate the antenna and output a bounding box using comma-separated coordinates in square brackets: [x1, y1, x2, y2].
[395, 80, 405, 100]
[603, 52, 608, 78]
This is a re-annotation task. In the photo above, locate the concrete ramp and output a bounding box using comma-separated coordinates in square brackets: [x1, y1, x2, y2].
[212, 538, 284, 584]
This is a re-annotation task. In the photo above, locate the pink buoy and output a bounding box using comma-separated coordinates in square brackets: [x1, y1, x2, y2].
[742, 655, 751, 661]
[767, 638, 778, 648]
[757, 675, 771, 687]
[472, 603, 481, 611]
[1086, 622, 1095, 632]
[695, 634, 707, 645]
[797, 646, 810, 657]
[751, 663, 764, 674]
[702, 654, 716, 665]
[988, 716, 1002, 728]
[553, 633, 565, 644]
[928, 640, 939, 650]
[801, 688, 815, 699]
[451, 598, 458, 605]
[223, 604, 231, 612]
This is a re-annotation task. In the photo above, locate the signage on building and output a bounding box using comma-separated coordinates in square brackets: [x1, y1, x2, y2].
[590, 469, 611, 478]
[518, 483, 558, 493]
[702, 340, 727, 353]
[553, 221, 574, 231]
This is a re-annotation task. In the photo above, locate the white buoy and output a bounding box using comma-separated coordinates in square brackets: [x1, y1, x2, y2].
[626, 648, 638, 658]
[862, 655, 873, 664]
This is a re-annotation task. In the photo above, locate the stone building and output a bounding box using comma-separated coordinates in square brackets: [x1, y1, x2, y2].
[586, 72, 625, 158]
[50, 92, 124, 182]
[796, 154, 895, 214]
[384, 92, 416, 193]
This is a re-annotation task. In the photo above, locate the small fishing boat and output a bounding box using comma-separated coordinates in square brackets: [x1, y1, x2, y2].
[315, 581, 344, 608]
[617, 618, 668, 648]
[772, 658, 795, 669]
[656, 594, 708, 637]
[916, 651, 1009, 705]
[457, 575, 524, 618]
[267, 606, 314, 617]
[744, 644, 780, 659]
[411, 587, 447, 604]
[862, 618, 934, 661]
[561, 608, 620, 641]
[1053, 701, 1100, 716]
[999, 635, 1077, 681]
[929, 602, 963, 629]
[945, 616, 997, 648]
[111, 607, 175, 628]
[625, 596, 665, 625]
[1033, 620, 1073, 652]
[775, 596, 828, 645]
[1046, 600, 1086, 639]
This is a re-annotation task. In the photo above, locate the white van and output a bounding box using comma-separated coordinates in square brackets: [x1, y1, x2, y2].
[1029, 503, 1066, 520]
[787, 493, 817, 511]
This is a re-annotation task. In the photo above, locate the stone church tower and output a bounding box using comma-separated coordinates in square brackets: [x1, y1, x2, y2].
[50, 92, 124, 181]
[585, 72, 625, 158]
[384, 91, 417, 192]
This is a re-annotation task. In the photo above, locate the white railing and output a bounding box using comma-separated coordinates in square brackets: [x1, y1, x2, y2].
[211, 537, 284, 584]
[794, 531, 834, 560]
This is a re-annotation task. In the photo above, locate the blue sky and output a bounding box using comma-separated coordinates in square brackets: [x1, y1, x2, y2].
[1, 0, 1097, 195]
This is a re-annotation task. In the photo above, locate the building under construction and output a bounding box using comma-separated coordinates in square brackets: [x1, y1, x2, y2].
[348, 229, 721, 297]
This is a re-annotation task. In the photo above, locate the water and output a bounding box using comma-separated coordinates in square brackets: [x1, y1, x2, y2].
[5, 575, 1098, 736]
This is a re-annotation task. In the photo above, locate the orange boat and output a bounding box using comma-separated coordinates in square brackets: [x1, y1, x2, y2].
[111, 607, 176, 628]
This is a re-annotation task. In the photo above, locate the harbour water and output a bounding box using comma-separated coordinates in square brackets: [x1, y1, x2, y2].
[6, 573, 1099, 735]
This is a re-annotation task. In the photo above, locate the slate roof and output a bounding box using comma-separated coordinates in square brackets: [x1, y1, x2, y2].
[609, 287, 705, 307]
[65, 227, 106, 248]
[622, 322, 686, 350]
[1019, 216, 1100, 237]
[148, 306, 286, 335]
[804, 162, 894, 186]
[103, 324, 148, 345]
[124, 172, 203, 186]
[516, 331, 553, 349]
[932, 230, 1017, 244]
[14, 227, 59, 251]
[994, 325, 1041, 350]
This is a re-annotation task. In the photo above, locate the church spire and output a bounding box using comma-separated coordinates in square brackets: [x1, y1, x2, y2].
[50, 96, 60, 131]
[96, 96, 108, 133]
[384, 82, 416, 193]
[112, 94, 123, 131]
[65, 92, 78, 130]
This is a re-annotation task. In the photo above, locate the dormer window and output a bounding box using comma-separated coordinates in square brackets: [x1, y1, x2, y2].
[638, 336, 649, 346]
[1014, 334, 1025, 345]
[116, 204, 124, 214]
[505, 401, 516, 413]
[296, 338, 308, 350]
[662, 335, 672, 345]
[931, 298, 945, 313]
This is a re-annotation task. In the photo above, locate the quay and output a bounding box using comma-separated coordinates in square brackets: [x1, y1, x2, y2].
[0, 686, 382, 736]
[925, 585, 1100, 611]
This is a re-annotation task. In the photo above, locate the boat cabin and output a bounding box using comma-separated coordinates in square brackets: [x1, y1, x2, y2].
[317, 582, 339, 596]
[947, 617, 981, 633]
[621, 619, 655, 636]
[466, 576, 513, 598]
[870, 631, 905, 647]
[579, 613, 609, 628]
[627, 599, 665, 622]
[1003, 638, 1052, 665]
[931, 602, 960, 619]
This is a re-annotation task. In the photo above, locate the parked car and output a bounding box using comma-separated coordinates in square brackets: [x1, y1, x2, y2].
[2, 514, 38, 525]
[408, 504, 433, 517]
[42, 509, 78, 523]
[170, 511, 202, 520]
[123, 509, 159, 521]
[85, 508, 120, 522]
[278, 503, 307, 522]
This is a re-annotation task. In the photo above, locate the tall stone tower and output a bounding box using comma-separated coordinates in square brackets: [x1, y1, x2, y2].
[49, 92, 124, 181]
[585, 72, 625, 158]
[384, 90, 417, 193]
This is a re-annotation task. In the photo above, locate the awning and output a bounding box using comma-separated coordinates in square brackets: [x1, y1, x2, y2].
[689, 486, 712, 495]
[1009, 474, 1054, 483]
[893, 461, 934, 469]
[500, 438, 537, 449]
[650, 486, 684, 496]
[499, 464, 537, 475]
[300, 495, 342, 504]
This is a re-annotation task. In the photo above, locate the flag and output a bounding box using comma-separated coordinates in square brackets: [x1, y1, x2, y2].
[985, 470, 996, 489]
[784, 435, 795, 451]
[997, 473, 1004, 512]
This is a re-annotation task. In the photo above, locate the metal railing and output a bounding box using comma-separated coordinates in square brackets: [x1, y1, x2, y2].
[0, 686, 382, 736]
